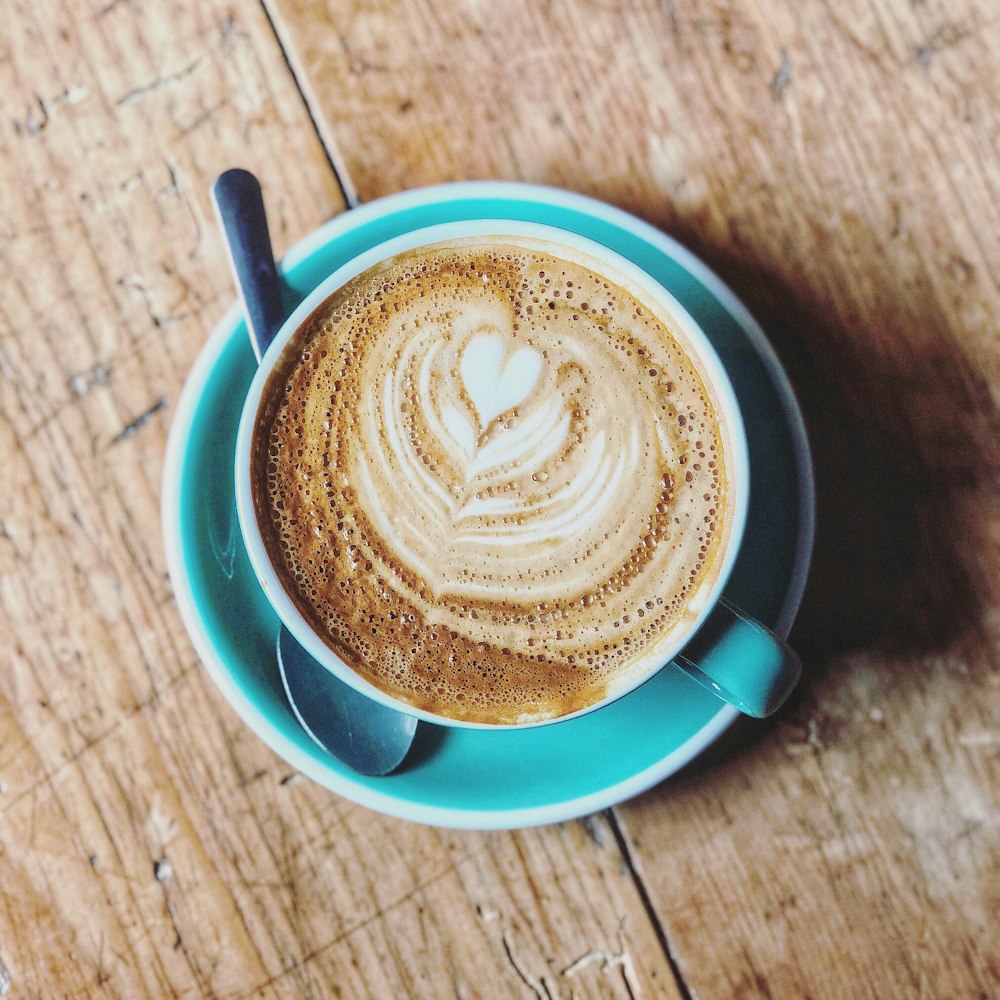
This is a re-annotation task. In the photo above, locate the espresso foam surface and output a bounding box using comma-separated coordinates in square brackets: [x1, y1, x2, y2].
[252, 241, 729, 724]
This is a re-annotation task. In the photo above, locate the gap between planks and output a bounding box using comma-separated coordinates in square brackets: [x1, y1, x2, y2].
[258, 0, 360, 209]
[608, 809, 695, 1000]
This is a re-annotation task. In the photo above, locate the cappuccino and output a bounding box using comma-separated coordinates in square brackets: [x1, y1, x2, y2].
[251, 238, 732, 724]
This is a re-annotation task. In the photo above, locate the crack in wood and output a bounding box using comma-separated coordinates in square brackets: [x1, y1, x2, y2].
[117, 272, 188, 331]
[563, 930, 640, 1000]
[258, 0, 359, 208]
[608, 810, 694, 1000]
[110, 398, 167, 446]
[174, 100, 226, 139]
[116, 58, 203, 105]
[23, 93, 49, 134]
[500, 933, 550, 1000]
[19, 87, 88, 136]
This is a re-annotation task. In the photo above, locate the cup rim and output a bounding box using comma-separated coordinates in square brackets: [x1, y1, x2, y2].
[234, 220, 751, 729]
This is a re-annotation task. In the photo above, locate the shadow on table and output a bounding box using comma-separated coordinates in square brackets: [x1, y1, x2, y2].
[610, 210, 999, 790]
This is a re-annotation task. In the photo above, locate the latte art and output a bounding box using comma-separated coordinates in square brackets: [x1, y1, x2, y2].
[357, 312, 658, 607]
[252, 239, 731, 724]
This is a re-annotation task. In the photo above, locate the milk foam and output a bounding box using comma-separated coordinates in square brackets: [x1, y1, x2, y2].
[252, 240, 730, 724]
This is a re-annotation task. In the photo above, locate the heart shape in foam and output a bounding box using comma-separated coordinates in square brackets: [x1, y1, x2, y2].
[460, 332, 542, 431]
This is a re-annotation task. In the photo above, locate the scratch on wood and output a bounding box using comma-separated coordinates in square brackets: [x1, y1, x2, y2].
[154, 863, 200, 977]
[279, 771, 302, 786]
[110, 397, 167, 445]
[25, 93, 49, 133]
[501, 933, 551, 1000]
[116, 58, 203, 105]
[117, 272, 188, 329]
[219, 12, 251, 56]
[175, 100, 226, 138]
[0, 955, 10, 995]
[164, 894, 184, 951]
[156, 155, 204, 257]
[21, 86, 89, 134]
[563, 931, 640, 1000]
[162, 157, 182, 197]
[772, 48, 792, 98]
[336, 33, 390, 75]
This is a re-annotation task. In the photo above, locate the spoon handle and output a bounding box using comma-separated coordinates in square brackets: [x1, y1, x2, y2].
[211, 168, 285, 361]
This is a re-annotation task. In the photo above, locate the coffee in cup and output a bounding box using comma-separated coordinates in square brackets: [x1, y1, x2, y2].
[248, 235, 737, 724]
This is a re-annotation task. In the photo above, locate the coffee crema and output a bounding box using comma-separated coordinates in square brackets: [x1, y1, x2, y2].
[252, 238, 732, 724]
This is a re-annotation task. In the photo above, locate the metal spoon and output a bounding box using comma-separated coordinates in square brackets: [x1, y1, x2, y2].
[212, 167, 417, 776]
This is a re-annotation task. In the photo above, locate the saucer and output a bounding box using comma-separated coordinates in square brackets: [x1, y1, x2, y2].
[162, 182, 814, 829]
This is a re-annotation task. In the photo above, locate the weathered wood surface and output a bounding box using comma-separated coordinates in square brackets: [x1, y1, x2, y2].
[2, 0, 998, 997]
[0, 0, 684, 998]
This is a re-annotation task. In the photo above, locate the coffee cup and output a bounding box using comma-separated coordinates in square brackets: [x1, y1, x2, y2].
[234, 220, 801, 728]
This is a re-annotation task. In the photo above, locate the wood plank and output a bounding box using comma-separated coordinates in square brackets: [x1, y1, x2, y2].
[0, 0, 686, 996]
[2, 669, 681, 998]
[264, 0, 1000, 996]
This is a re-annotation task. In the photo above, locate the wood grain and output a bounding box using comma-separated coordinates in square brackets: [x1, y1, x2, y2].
[0, 0, 685, 997]
[263, 0, 1000, 997]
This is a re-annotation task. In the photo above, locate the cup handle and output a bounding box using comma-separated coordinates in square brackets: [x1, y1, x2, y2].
[672, 597, 802, 717]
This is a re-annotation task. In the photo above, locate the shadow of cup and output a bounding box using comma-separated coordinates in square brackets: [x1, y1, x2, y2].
[606, 214, 998, 790]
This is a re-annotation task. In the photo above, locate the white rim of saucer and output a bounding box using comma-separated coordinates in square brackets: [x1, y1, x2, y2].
[162, 181, 815, 829]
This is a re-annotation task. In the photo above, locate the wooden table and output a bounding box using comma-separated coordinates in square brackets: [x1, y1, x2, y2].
[2, 0, 997, 996]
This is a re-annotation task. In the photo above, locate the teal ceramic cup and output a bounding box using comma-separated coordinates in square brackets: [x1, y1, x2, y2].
[233, 219, 801, 727]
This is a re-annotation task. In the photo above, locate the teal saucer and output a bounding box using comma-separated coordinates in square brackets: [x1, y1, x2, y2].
[162, 182, 814, 829]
